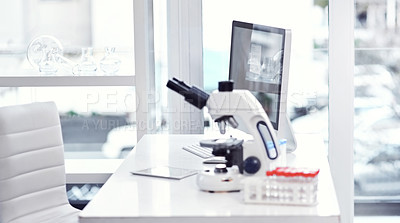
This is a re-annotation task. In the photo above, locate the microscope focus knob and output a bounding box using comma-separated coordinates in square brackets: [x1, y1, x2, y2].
[218, 81, 234, 92]
[243, 156, 261, 174]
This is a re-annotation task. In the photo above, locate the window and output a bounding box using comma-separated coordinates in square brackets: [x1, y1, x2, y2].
[354, 0, 400, 215]
[0, 0, 136, 159]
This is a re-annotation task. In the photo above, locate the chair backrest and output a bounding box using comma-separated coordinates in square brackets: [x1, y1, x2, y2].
[0, 102, 73, 223]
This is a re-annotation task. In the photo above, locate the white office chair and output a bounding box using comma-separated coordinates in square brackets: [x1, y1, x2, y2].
[0, 102, 79, 223]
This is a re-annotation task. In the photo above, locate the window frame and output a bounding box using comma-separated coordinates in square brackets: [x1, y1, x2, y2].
[328, 1, 355, 223]
[166, 0, 204, 134]
[133, 0, 156, 140]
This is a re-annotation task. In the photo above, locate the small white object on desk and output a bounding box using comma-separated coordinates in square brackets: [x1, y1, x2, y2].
[131, 166, 198, 180]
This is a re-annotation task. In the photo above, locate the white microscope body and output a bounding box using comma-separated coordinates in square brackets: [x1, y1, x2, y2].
[206, 89, 280, 176]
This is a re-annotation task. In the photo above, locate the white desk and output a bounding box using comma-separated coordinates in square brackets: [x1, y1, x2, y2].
[79, 134, 340, 223]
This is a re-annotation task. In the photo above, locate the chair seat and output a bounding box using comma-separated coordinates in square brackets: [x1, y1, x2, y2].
[10, 203, 79, 223]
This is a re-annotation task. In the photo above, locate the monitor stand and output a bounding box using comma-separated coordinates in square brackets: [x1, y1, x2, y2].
[277, 115, 297, 153]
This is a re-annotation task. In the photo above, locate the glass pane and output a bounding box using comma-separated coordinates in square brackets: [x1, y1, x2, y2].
[202, 0, 329, 145]
[0, 0, 134, 76]
[354, 0, 400, 200]
[0, 86, 136, 159]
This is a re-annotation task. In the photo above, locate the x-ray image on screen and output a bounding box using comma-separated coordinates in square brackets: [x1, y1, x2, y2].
[246, 30, 284, 84]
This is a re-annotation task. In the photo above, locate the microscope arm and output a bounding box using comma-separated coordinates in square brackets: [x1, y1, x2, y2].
[206, 90, 280, 175]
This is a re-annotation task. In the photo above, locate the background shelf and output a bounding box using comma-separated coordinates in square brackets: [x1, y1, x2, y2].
[0, 75, 136, 87]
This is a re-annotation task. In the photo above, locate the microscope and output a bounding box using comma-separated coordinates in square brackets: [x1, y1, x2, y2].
[167, 78, 280, 191]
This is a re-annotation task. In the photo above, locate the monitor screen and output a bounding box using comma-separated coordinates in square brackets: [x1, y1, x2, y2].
[229, 21, 288, 130]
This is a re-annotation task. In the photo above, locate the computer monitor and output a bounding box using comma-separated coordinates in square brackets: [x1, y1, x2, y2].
[229, 20, 297, 152]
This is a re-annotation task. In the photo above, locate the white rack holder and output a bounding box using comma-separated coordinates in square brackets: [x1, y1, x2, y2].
[242, 167, 320, 206]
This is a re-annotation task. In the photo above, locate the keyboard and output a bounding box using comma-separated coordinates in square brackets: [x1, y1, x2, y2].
[182, 143, 214, 158]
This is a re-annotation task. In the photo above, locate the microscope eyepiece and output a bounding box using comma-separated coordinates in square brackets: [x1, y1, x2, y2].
[166, 77, 190, 93]
[218, 80, 234, 92]
[167, 77, 209, 109]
